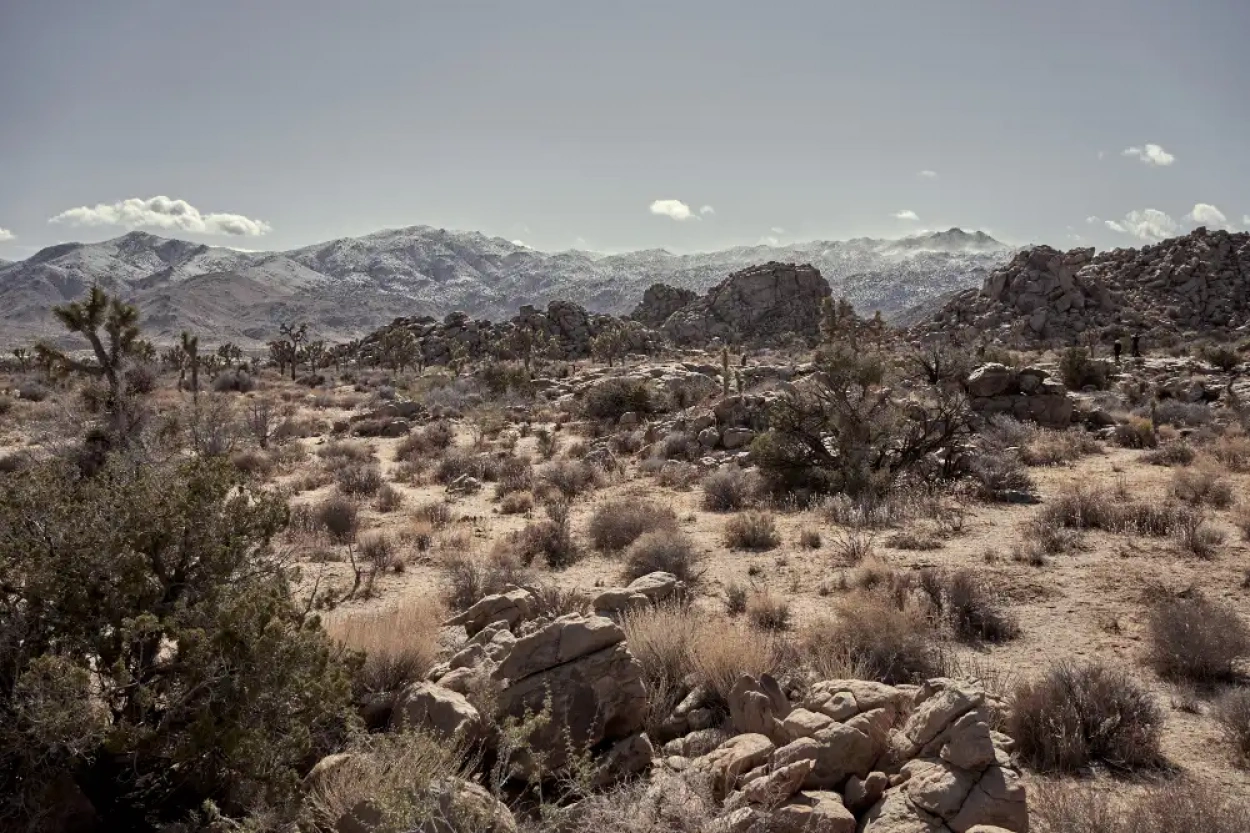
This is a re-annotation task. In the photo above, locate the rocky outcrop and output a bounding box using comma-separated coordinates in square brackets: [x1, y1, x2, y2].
[358, 300, 662, 367]
[490, 614, 651, 779]
[963, 363, 1075, 429]
[592, 571, 686, 618]
[672, 677, 1026, 833]
[630, 283, 698, 328]
[913, 228, 1250, 348]
[660, 262, 833, 346]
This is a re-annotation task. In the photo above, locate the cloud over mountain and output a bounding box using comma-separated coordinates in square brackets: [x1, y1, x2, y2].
[49, 196, 272, 236]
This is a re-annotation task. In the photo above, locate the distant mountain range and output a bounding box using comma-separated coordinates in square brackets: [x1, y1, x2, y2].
[0, 226, 1012, 346]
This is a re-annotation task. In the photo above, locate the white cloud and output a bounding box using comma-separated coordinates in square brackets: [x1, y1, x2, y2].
[917, 170, 938, 179]
[1104, 208, 1178, 241]
[1244, 215, 1250, 227]
[1186, 203, 1231, 229]
[770, 226, 785, 235]
[0, 228, 14, 242]
[1097, 150, 1106, 160]
[649, 199, 698, 222]
[510, 240, 529, 248]
[699, 205, 715, 216]
[49, 195, 272, 236]
[1085, 216, 1101, 225]
[1121, 143, 1175, 167]
[892, 210, 920, 221]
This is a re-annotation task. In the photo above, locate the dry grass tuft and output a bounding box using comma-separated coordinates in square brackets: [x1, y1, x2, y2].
[746, 590, 792, 631]
[324, 596, 447, 695]
[1032, 779, 1242, 833]
[1170, 462, 1234, 508]
[797, 591, 943, 684]
[724, 511, 781, 551]
[1215, 687, 1250, 765]
[440, 549, 532, 611]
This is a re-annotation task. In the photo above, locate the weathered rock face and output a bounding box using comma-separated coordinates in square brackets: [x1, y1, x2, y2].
[630, 283, 699, 328]
[914, 228, 1250, 348]
[677, 677, 1027, 833]
[490, 614, 650, 778]
[963, 363, 1075, 429]
[661, 262, 833, 346]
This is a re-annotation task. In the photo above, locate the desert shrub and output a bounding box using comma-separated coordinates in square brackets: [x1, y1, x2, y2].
[1146, 592, 1250, 683]
[317, 492, 361, 543]
[17, 382, 47, 402]
[1209, 430, 1250, 472]
[1059, 346, 1110, 390]
[624, 529, 703, 584]
[1038, 486, 1184, 536]
[318, 439, 374, 466]
[1020, 429, 1102, 467]
[1215, 688, 1250, 765]
[724, 511, 781, 551]
[967, 451, 1036, 501]
[510, 501, 580, 569]
[1174, 511, 1225, 558]
[394, 421, 455, 462]
[1009, 662, 1163, 772]
[229, 448, 276, 479]
[0, 451, 31, 474]
[334, 462, 384, 496]
[1141, 441, 1196, 466]
[538, 459, 600, 500]
[583, 377, 655, 421]
[659, 431, 699, 461]
[746, 591, 791, 631]
[498, 490, 534, 515]
[434, 449, 494, 484]
[492, 454, 533, 497]
[302, 731, 476, 833]
[750, 342, 972, 499]
[701, 468, 755, 512]
[212, 368, 255, 393]
[589, 499, 679, 552]
[1150, 399, 1213, 427]
[1170, 463, 1234, 508]
[324, 597, 446, 696]
[1033, 780, 1242, 833]
[440, 549, 532, 611]
[0, 456, 353, 828]
[1112, 417, 1157, 449]
[1200, 342, 1241, 372]
[799, 528, 822, 549]
[919, 568, 1019, 643]
[798, 592, 943, 684]
[725, 582, 748, 615]
[373, 483, 404, 513]
[412, 500, 453, 528]
[884, 528, 942, 551]
[831, 528, 877, 563]
[651, 460, 699, 490]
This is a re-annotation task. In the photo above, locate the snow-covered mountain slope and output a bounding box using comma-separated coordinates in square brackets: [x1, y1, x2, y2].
[0, 226, 1012, 346]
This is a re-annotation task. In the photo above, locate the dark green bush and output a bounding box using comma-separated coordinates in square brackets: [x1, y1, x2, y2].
[0, 456, 354, 829]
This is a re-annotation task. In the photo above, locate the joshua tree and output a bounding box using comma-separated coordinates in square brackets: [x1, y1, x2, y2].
[278, 322, 309, 379]
[48, 286, 142, 411]
[10, 347, 30, 372]
[590, 322, 626, 367]
[180, 331, 200, 399]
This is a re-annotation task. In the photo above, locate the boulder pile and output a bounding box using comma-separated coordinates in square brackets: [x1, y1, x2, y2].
[913, 228, 1250, 347]
[359, 300, 662, 366]
[632, 262, 833, 346]
[963, 363, 1074, 429]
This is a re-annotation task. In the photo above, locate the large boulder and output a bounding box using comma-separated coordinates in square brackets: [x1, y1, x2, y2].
[662, 262, 833, 346]
[629, 283, 699, 328]
[390, 682, 483, 742]
[490, 614, 648, 778]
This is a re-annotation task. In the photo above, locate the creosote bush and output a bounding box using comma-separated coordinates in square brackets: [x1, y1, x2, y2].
[623, 529, 703, 584]
[582, 377, 655, 421]
[701, 468, 755, 512]
[1145, 592, 1250, 684]
[724, 511, 781, 551]
[1008, 662, 1163, 772]
[1214, 688, 1250, 765]
[588, 498, 678, 552]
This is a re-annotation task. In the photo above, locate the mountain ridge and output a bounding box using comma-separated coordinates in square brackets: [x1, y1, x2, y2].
[0, 225, 1012, 347]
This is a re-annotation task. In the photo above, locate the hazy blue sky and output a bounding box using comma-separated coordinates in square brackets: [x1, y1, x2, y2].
[2, 0, 1248, 257]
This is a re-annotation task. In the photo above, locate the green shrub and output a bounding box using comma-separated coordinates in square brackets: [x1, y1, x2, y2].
[0, 457, 353, 828]
[583, 377, 655, 421]
[724, 511, 781, 551]
[589, 499, 678, 552]
[1059, 347, 1110, 390]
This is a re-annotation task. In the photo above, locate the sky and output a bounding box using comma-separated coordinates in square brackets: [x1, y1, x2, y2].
[2, 0, 1249, 258]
